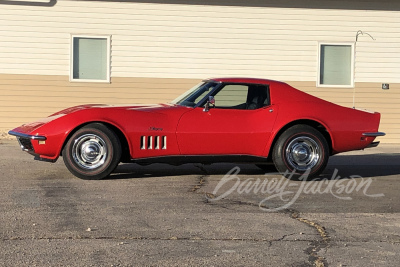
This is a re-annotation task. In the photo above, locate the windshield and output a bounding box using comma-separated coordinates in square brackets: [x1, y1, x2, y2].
[171, 82, 219, 107]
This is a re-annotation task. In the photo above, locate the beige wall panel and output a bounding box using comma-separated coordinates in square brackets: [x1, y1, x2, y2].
[5, 20, 400, 38]
[3, 1, 400, 20]
[0, 74, 200, 131]
[2, 5, 400, 23]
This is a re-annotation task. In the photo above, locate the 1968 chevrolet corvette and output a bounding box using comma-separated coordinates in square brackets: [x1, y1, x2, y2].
[9, 78, 385, 180]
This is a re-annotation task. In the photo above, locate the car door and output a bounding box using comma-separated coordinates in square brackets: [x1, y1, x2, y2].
[176, 84, 278, 156]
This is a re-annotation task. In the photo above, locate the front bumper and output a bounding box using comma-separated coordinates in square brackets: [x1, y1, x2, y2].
[8, 131, 46, 152]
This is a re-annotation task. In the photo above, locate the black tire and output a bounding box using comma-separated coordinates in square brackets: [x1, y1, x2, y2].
[62, 123, 122, 180]
[272, 125, 329, 180]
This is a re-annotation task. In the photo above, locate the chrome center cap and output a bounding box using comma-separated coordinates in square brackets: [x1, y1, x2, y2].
[292, 146, 309, 161]
[82, 143, 100, 161]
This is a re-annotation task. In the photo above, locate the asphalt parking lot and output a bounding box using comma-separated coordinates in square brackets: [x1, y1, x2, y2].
[0, 139, 399, 266]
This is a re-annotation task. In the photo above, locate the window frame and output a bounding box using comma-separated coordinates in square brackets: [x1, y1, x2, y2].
[317, 42, 355, 88]
[212, 84, 250, 109]
[70, 34, 111, 83]
[199, 82, 271, 110]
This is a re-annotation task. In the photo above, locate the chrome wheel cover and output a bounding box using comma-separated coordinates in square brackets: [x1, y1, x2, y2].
[285, 136, 320, 171]
[72, 134, 108, 170]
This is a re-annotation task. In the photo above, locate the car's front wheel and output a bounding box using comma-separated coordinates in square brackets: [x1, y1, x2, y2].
[62, 123, 122, 180]
[272, 125, 329, 180]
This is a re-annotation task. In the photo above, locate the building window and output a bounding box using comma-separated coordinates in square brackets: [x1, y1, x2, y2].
[318, 43, 354, 87]
[70, 35, 110, 82]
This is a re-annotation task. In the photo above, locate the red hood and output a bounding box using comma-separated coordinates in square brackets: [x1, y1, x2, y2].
[11, 114, 65, 134]
[50, 103, 180, 116]
[11, 103, 189, 136]
[50, 104, 107, 116]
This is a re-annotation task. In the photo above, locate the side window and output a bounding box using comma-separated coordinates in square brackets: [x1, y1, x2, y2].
[214, 85, 249, 109]
[213, 84, 269, 110]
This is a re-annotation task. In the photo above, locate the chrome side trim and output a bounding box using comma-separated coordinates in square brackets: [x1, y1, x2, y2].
[362, 132, 386, 137]
[8, 131, 47, 141]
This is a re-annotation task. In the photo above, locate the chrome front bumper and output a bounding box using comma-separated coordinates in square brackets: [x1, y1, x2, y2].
[8, 131, 47, 152]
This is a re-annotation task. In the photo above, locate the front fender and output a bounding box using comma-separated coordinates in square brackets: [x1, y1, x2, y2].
[10, 110, 130, 161]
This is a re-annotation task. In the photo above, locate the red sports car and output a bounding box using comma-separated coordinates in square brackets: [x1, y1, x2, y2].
[9, 78, 385, 180]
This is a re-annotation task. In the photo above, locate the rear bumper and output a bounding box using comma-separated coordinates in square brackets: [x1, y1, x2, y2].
[362, 132, 386, 137]
[362, 132, 385, 149]
[366, 141, 380, 148]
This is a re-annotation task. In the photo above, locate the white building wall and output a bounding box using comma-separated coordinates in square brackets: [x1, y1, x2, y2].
[0, 1, 399, 82]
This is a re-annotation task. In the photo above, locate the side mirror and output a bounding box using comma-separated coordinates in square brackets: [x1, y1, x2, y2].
[203, 96, 215, 112]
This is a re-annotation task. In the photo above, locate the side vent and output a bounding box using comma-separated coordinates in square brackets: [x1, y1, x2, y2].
[140, 136, 146, 150]
[141, 136, 167, 150]
[154, 136, 160, 150]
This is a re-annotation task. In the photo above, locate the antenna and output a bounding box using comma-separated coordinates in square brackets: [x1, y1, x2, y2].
[353, 31, 375, 108]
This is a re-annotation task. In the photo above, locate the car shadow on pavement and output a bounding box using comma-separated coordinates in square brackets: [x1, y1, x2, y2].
[107, 153, 400, 180]
[108, 162, 270, 180]
[321, 153, 400, 179]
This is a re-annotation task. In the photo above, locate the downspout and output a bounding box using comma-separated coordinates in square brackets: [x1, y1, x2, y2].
[353, 30, 375, 108]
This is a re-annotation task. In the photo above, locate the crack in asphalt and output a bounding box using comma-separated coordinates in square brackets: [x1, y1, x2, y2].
[191, 174, 331, 267]
[1, 236, 280, 244]
[191, 164, 209, 193]
[287, 209, 330, 267]
[240, 203, 330, 266]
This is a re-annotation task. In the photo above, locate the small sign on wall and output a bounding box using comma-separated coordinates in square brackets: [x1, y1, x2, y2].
[382, 83, 389, 90]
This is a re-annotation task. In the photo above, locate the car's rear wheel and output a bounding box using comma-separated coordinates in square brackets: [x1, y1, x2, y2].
[272, 125, 329, 180]
[62, 123, 121, 180]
